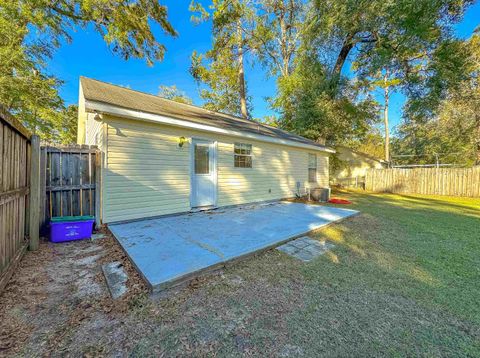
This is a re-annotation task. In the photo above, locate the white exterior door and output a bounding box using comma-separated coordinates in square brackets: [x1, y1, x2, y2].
[191, 139, 216, 208]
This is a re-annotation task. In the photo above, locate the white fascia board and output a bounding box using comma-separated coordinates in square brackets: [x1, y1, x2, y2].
[85, 100, 335, 154]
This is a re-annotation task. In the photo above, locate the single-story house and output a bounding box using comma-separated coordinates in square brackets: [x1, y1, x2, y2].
[77, 77, 334, 224]
[331, 145, 387, 186]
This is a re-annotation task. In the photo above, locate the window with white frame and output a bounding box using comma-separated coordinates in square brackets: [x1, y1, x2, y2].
[234, 143, 252, 168]
[308, 153, 317, 182]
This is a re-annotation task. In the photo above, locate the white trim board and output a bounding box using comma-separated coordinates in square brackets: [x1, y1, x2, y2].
[85, 100, 335, 154]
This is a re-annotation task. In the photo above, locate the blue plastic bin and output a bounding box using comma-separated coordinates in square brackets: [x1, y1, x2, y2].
[50, 216, 95, 243]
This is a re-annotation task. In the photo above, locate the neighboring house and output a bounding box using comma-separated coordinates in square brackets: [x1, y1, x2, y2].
[331, 145, 387, 187]
[77, 77, 334, 224]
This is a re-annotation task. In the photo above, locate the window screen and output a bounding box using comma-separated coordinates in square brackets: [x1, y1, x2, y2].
[308, 153, 317, 183]
[234, 143, 252, 168]
[195, 144, 210, 174]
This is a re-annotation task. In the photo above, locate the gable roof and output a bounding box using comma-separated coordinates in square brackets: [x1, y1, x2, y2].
[336, 145, 387, 164]
[80, 77, 333, 153]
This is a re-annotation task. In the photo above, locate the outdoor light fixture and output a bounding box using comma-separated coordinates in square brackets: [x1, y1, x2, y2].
[178, 136, 186, 148]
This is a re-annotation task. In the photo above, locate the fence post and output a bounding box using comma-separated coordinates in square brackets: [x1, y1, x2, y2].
[39, 146, 47, 235]
[94, 149, 102, 229]
[28, 135, 40, 251]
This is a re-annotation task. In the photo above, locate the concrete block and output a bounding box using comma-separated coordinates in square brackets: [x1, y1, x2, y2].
[276, 243, 300, 255]
[102, 261, 128, 299]
[91, 233, 106, 240]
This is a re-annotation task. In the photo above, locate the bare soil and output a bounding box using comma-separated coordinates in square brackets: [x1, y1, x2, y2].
[0, 229, 150, 356]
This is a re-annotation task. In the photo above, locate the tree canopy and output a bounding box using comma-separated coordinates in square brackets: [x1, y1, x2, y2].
[394, 33, 480, 166]
[189, 0, 476, 162]
[1, 0, 478, 162]
[274, 52, 380, 143]
[307, 0, 473, 89]
[189, 0, 255, 118]
[1, 0, 176, 141]
[272, 0, 476, 160]
[190, 0, 305, 119]
[158, 85, 193, 105]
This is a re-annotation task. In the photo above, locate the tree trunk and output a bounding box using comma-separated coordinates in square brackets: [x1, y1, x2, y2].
[475, 113, 480, 165]
[384, 71, 390, 162]
[330, 33, 355, 93]
[279, 6, 289, 77]
[237, 21, 248, 119]
[476, 143, 480, 165]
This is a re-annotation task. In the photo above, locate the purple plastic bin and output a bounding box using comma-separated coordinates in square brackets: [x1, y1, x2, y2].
[50, 216, 95, 243]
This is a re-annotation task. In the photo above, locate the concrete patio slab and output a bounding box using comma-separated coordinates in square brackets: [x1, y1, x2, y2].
[109, 202, 358, 292]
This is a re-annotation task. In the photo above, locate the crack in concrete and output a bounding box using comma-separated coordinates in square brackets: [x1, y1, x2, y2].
[182, 236, 225, 260]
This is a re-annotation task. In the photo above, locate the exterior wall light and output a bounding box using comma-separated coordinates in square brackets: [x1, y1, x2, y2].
[178, 136, 187, 148]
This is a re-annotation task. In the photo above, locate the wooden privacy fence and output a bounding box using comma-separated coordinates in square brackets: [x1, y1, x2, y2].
[0, 106, 40, 292]
[331, 176, 366, 189]
[365, 167, 480, 197]
[1, 131, 100, 292]
[0, 108, 100, 293]
[39, 145, 99, 234]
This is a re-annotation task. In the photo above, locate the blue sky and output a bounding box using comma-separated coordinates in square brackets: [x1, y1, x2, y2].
[49, 1, 480, 134]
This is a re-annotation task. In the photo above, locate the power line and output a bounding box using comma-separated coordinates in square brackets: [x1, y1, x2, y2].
[391, 152, 463, 158]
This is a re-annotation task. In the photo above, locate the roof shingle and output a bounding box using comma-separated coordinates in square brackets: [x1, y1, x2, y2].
[80, 77, 330, 151]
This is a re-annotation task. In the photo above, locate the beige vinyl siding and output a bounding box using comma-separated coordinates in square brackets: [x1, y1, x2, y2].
[77, 84, 87, 144]
[317, 155, 329, 187]
[77, 83, 104, 147]
[85, 113, 103, 147]
[103, 116, 329, 223]
[332, 146, 384, 182]
[216, 144, 328, 207]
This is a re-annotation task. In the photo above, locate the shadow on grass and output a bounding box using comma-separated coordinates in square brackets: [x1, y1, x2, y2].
[334, 188, 480, 215]
[307, 190, 480, 320]
[284, 191, 480, 356]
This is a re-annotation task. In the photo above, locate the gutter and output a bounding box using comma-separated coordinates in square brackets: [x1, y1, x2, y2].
[85, 99, 336, 154]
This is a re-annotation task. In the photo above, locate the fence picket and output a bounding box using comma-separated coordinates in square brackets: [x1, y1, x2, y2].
[0, 106, 31, 293]
[365, 167, 480, 197]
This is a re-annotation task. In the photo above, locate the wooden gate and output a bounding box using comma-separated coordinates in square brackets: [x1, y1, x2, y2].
[39, 145, 99, 234]
[0, 106, 34, 292]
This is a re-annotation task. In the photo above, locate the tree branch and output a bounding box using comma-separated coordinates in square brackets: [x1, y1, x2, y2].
[332, 32, 355, 79]
[50, 6, 87, 22]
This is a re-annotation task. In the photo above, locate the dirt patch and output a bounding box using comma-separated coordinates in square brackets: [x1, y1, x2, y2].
[0, 228, 148, 356]
[0, 243, 53, 353]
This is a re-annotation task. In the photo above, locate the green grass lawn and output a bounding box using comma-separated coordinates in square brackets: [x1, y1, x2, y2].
[124, 191, 480, 356]
[291, 192, 480, 356]
[12, 192, 477, 356]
